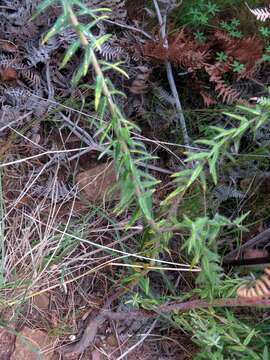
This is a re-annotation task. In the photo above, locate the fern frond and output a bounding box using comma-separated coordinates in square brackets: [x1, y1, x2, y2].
[98, 41, 127, 61]
[3, 87, 32, 107]
[154, 86, 175, 105]
[206, 64, 241, 104]
[254, 96, 270, 109]
[213, 185, 244, 212]
[248, 5, 270, 22]
[19, 69, 42, 89]
[25, 38, 58, 66]
[31, 174, 76, 202]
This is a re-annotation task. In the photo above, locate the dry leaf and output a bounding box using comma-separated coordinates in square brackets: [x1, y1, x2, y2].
[0, 66, 17, 82]
[0, 39, 17, 53]
[76, 162, 119, 203]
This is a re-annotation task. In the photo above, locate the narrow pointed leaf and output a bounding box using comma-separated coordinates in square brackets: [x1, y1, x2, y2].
[95, 75, 103, 111]
[43, 15, 67, 44]
[186, 164, 203, 188]
[33, 0, 54, 18]
[60, 40, 81, 69]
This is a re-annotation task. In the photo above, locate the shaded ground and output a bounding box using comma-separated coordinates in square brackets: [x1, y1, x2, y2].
[1, 0, 270, 359]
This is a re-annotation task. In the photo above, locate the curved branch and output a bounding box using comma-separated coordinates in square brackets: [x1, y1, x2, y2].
[61, 296, 270, 355]
[102, 297, 270, 321]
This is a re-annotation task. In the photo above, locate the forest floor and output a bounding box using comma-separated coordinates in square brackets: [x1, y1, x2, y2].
[1, 0, 270, 359]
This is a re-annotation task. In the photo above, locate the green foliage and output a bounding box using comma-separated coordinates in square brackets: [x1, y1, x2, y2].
[231, 60, 245, 73]
[181, 214, 247, 299]
[259, 26, 270, 38]
[220, 18, 243, 38]
[193, 30, 207, 43]
[35, 1, 270, 358]
[174, 310, 269, 359]
[187, 0, 219, 26]
[38, 0, 159, 227]
[166, 100, 270, 202]
[173, 0, 219, 31]
[216, 51, 228, 62]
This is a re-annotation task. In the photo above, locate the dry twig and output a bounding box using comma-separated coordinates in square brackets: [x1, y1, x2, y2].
[152, 0, 189, 146]
[60, 295, 270, 355]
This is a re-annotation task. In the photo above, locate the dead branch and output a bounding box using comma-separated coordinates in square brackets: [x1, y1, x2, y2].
[101, 297, 270, 322]
[60, 296, 270, 355]
[152, 0, 189, 146]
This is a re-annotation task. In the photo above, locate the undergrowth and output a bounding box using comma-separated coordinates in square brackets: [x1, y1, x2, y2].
[1, 0, 270, 359]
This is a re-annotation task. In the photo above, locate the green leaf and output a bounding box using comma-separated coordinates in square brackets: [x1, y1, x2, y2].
[243, 329, 255, 346]
[223, 112, 247, 122]
[208, 146, 220, 184]
[43, 14, 67, 44]
[185, 151, 209, 162]
[109, 88, 127, 97]
[237, 105, 261, 116]
[232, 122, 249, 138]
[209, 125, 226, 133]
[162, 186, 185, 204]
[82, 45, 92, 76]
[97, 97, 108, 122]
[199, 171, 207, 192]
[116, 182, 134, 214]
[60, 40, 81, 69]
[138, 195, 152, 220]
[172, 169, 193, 178]
[213, 128, 235, 140]
[33, 0, 54, 18]
[72, 45, 92, 84]
[263, 346, 269, 360]
[100, 61, 129, 78]
[72, 65, 85, 85]
[90, 7, 112, 13]
[122, 272, 141, 284]
[77, 3, 111, 15]
[186, 164, 203, 188]
[93, 34, 112, 51]
[233, 212, 250, 228]
[229, 345, 246, 352]
[139, 277, 150, 295]
[95, 75, 103, 111]
[141, 180, 160, 188]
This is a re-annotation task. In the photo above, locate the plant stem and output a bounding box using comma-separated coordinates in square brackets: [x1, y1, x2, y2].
[153, 0, 189, 146]
[101, 297, 270, 321]
[67, 4, 160, 233]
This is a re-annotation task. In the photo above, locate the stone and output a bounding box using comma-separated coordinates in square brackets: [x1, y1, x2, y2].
[11, 327, 54, 360]
[76, 162, 119, 203]
[0, 328, 16, 360]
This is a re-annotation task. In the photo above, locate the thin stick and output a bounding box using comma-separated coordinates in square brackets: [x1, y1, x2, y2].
[224, 227, 270, 262]
[60, 296, 270, 355]
[0, 147, 90, 167]
[101, 297, 270, 322]
[23, 213, 197, 269]
[152, 0, 189, 146]
[104, 19, 153, 40]
[116, 319, 157, 360]
[0, 112, 32, 133]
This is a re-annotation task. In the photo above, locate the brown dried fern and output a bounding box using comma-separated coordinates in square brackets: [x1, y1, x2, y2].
[142, 29, 263, 105]
[143, 31, 210, 70]
[223, 36, 263, 79]
[206, 63, 241, 104]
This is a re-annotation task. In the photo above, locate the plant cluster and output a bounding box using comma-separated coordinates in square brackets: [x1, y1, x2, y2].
[1, 0, 270, 358]
[142, 28, 263, 105]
